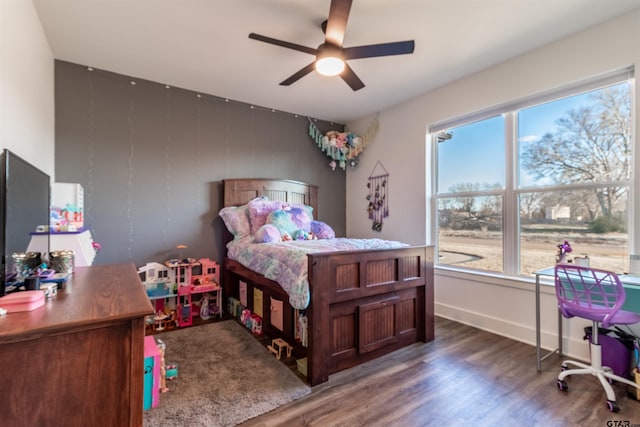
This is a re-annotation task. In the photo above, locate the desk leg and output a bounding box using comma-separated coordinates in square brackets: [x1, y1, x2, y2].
[558, 308, 563, 356]
[536, 274, 541, 371]
[536, 271, 563, 372]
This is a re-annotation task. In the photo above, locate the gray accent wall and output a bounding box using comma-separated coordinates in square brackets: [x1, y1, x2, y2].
[54, 60, 345, 267]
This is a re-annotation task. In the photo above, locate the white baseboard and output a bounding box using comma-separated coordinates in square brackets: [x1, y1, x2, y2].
[435, 302, 590, 363]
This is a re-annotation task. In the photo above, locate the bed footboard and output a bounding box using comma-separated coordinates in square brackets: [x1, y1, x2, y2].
[307, 245, 434, 385]
[223, 245, 434, 386]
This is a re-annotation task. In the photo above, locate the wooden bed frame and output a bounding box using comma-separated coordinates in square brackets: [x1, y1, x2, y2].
[222, 178, 434, 385]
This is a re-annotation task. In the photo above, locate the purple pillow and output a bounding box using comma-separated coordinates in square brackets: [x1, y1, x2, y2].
[310, 220, 335, 239]
[247, 198, 288, 235]
[288, 205, 313, 232]
[254, 224, 282, 243]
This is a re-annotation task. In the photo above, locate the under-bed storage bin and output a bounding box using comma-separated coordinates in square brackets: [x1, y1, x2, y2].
[254, 288, 263, 318]
[270, 296, 284, 331]
[297, 357, 308, 377]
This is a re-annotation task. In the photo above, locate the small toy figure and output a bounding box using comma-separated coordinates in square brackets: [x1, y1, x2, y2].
[199, 295, 211, 320]
[168, 309, 178, 328]
[298, 314, 308, 347]
[156, 339, 169, 393]
[240, 308, 251, 327]
[250, 313, 263, 335]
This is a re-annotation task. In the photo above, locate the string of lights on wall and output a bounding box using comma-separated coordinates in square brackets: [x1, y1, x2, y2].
[85, 66, 340, 124]
[85, 64, 352, 260]
[163, 83, 173, 254]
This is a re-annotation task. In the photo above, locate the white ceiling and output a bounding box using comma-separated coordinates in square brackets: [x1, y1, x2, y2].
[33, 0, 640, 124]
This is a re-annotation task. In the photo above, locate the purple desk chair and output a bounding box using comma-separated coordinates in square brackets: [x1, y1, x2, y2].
[555, 264, 640, 412]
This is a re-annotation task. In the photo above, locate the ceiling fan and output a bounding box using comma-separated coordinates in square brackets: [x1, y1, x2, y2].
[248, 0, 415, 91]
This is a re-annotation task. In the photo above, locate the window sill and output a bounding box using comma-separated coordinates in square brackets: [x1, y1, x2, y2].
[434, 265, 556, 294]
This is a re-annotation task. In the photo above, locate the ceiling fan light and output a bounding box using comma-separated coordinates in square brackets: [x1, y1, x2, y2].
[316, 56, 345, 76]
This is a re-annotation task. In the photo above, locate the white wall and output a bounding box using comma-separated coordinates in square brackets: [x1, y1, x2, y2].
[346, 9, 640, 362]
[0, 0, 55, 177]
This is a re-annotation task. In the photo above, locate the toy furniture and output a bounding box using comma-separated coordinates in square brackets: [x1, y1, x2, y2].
[222, 178, 434, 386]
[0, 263, 153, 426]
[143, 336, 161, 410]
[153, 312, 171, 331]
[554, 264, 640, 413]
[166, 364, 178, 381]
[268, 338, 293, 360]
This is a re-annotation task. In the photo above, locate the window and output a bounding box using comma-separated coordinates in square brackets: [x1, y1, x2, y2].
[436, 116, 505, 272]
[433, 75, 633, 276]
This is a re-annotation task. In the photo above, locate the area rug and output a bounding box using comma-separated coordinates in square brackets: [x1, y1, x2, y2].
[143, 320, 311, 426]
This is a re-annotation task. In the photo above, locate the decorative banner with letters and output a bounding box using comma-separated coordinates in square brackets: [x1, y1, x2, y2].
[367, 161, 389, 232]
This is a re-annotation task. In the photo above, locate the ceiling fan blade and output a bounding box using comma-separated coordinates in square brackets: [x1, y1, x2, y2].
[344, 40, 415, 60]
[249, 33, 317, 55]
[340, 63, 365, 91]
[280, 62, 317, 86]
[325, 0, 352, 46]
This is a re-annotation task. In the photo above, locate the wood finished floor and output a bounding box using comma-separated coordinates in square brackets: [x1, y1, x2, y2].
[239, 316, 640, 427]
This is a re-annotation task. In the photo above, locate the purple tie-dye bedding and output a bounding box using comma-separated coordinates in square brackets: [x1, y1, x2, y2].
[227, 237, 407, 310]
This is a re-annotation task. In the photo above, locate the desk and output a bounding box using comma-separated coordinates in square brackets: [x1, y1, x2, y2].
[535, 267, 640, 371]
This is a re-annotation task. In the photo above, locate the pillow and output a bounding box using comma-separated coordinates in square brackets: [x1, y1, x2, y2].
[219, 204, 251, 239]
[254, 224, 282, 243]
[288, 205, 314, 231]
[310, 220, 335, 239]
[247, 198, 288, 234]
[266, 209, 299, 238]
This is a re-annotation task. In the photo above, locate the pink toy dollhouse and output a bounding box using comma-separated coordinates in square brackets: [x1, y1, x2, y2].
[164, 258, 222, 327]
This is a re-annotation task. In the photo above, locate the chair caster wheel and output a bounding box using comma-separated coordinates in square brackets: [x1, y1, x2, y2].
[557, 379, 568, 391]
[607, 400, 620, 413]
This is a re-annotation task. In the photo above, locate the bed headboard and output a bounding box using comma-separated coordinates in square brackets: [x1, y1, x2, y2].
[223, 178, 319, 214]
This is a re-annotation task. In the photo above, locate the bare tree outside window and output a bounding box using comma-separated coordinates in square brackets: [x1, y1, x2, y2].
[436, 81, 632, 275]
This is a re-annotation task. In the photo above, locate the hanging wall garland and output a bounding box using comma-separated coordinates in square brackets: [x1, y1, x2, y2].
[308, 116, 379, 171]
[367, 161, 389, 232]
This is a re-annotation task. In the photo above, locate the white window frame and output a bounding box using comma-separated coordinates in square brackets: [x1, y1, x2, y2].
[430, 67, 635, 277]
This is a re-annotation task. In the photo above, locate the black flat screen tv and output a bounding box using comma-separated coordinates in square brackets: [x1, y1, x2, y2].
[0, 149, 50, 296]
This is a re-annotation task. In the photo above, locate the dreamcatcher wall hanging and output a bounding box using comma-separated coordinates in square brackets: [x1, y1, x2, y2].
[307, 115, 379, 171]
[367, 161, 389, 232]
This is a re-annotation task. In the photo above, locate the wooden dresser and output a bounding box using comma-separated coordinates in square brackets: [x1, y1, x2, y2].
[0, 263, 153, 427]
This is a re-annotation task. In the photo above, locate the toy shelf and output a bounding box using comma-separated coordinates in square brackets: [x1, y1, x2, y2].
[28, 228, 97, 266]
